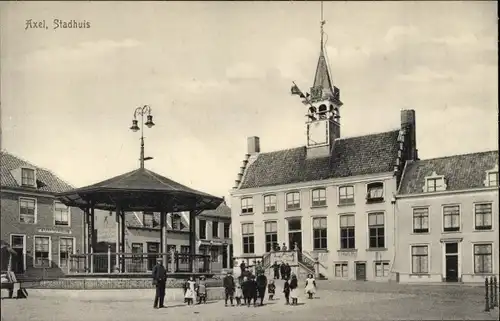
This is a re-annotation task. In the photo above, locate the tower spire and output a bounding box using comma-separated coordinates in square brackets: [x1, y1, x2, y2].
[320, 1, 325, 52]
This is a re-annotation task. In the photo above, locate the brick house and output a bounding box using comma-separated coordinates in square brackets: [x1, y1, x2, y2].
[0, 151, 84, 278]
[94, 200, 233, 273]
[395, 151, 499, 283]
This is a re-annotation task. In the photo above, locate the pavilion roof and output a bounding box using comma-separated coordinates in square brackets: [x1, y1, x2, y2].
[56, 168, 223, 213]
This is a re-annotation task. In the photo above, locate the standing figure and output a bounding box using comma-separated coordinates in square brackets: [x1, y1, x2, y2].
[197, 275, 207, 304]
[241, 276, 251, 306]
[223, 271, 235, 307]
[283, 278, 290, 305]
[272, 262, 280, 279]
[256, 272, 268, 306]
[234, 281, 243, 306]
[267, 280, 276, 300]
[280, 262, 286, 280]
[282, 243, 287, 251]
[285, 263, 291, 280]
[305, 274, 316, 299]
[275, 243, 281, 251]
[239, 260, 246, 276]
[249, 275, 258, 307]
[184, 276, 196, 305]
[289, 274, 299, 305]
[152, 258, 167, 309]
[255, 261, 264, 276]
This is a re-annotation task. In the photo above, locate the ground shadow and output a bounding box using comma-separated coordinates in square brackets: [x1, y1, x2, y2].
[293, 302, 305, 306]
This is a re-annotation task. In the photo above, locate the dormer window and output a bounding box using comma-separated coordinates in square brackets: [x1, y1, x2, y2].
[424, 171, 447, 192]
[21, 168, 35, 187]
[366, 182, 384, 203]
[484, 165, 499, 187]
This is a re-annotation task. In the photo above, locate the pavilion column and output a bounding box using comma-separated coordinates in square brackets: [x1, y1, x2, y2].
[120, 210, 126, 272]
[160, 211, 167, 268]
[83, 207, 88, 272]
[86, 206, 92, 273]
[189, 210, 196, 273]
[90, 206, 95, 273]
[115, 204, 121, 273]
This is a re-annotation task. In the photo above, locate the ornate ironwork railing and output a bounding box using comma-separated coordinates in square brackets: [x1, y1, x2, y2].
[68, 252, 211, 274]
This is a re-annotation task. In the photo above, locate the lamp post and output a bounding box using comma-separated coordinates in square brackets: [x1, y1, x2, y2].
[209, 240, 214, 273]
[130, 105, 155, 169]
[222, 241, 228, 270]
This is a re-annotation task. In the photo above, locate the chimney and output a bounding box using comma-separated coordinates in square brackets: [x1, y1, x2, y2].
[247, 136, 260, 154]
[221, 196, 226, 205]
[400, 109, 418, 161]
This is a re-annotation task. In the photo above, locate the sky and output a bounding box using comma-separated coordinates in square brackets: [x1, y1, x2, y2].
[0, 1, 498, 204]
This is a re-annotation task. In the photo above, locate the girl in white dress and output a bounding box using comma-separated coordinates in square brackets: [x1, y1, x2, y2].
[184, 276, 197, 305]
[305, 274, 316, 299]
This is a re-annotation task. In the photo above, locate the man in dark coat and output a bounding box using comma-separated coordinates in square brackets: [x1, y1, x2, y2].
[248, 275, 258, 307]
[280, 262, 286, 280]
[285, 263, 291, 280]
[239, 260, 246, 276]
[222, 271, 235, 306]
[272, 262, 280, 279]
[152, 258, 167, 309]
[255, 272, 268, 306]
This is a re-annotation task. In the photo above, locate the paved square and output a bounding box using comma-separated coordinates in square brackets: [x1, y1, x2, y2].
[1, 280, 499, 321]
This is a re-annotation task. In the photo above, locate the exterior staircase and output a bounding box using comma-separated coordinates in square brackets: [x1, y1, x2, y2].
[262, 250, 327, 280]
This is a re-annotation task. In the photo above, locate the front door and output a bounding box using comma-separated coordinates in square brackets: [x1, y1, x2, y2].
[12, 248, 24, 274]
[355, 262, 366, 281]
[147, 242, 160, 271]
[11, 235, 25, 274]
[288, 218, 302, 251]
[445, 243, 459, 282]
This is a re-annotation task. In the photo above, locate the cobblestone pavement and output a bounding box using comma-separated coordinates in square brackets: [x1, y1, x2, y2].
[2, 280, 499, 321]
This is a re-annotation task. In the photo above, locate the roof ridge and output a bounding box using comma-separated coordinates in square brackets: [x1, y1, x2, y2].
[335, 128, 400, 141]
[417, 150, 498, 162]
[255, 129, 400, 156]
[1, 149, 75, 189]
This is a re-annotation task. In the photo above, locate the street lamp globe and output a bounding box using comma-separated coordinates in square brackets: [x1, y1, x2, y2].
[145, 115, 155, 128]
[130, 119, 140, 132]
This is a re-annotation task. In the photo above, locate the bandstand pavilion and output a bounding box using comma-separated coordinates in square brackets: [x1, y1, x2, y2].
[56, 167, 223, 274]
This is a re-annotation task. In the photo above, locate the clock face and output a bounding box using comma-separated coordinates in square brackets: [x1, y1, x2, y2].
[307, 120, 328, 146]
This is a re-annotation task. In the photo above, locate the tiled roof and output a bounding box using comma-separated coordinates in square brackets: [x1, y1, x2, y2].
[239, 130, 400, 189]
[0, 150, 73, 194]
[199, 202, 231, 219]
[398, 150, 499, 195]
[57, 167, 223, 212]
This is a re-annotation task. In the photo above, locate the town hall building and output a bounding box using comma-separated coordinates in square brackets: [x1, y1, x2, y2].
[230, 24, 419, 281]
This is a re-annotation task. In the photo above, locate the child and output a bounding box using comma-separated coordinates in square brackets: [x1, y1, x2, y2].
[197, 275, 207, 304]
[267, 280, 276, 300]
[222, 271, 235, 307]
[283, 278, 290, 305]
[289, 274, 299, 305]
[184, 275, 196, 306]
[234, 281, 243, 306]
[249, 275, 258, 307]
[305, 274, 316, 299]
[241, 276, 251, 307]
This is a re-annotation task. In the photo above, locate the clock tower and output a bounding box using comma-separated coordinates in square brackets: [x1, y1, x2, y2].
[304, 17, 343, 159]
